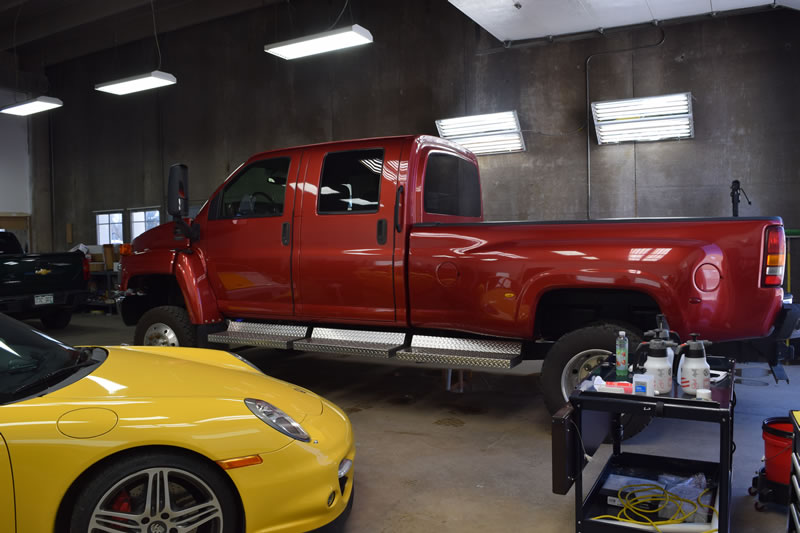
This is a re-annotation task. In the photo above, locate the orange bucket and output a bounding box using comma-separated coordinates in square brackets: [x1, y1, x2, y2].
[762, 417, 793, 485]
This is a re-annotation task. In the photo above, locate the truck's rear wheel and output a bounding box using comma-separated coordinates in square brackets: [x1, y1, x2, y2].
[134, 305, 196, 347]
[541, 322, 651, 440]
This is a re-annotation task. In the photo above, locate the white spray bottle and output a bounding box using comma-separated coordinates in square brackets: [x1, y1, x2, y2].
[678, 334, 711, 396]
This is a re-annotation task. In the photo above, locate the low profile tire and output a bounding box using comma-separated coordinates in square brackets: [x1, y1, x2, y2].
[541, 322, 652, 440]
[69, 451, 239, 533]
[134, 305, 196, 347]
[40, 308, 72, 330]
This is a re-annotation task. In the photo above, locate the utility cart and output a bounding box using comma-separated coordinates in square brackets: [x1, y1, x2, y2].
[552, 356, 735, 532]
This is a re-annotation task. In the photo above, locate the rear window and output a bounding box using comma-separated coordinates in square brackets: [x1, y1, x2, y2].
[318, 149, 384, 214]
[424, 153, 481, 217]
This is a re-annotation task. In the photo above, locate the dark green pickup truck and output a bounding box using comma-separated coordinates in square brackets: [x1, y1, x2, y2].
[0, 231, 89, 329]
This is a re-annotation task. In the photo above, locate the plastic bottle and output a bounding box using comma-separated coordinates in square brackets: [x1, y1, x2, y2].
[643, 338, 673, 395]
[615, 331, 628, 378]
[678, 334, 711, 395]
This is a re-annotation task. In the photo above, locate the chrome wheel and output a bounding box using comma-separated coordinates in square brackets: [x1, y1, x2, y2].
[560, 348, 611, 402]
[89, 467, 223, 533]
[143, 322, 179, 346]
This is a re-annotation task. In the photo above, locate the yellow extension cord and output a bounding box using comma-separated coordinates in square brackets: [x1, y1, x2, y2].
[591, 483, 719, 533]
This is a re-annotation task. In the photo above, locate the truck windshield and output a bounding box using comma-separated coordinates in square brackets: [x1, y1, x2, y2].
[0, 313, 97, 403]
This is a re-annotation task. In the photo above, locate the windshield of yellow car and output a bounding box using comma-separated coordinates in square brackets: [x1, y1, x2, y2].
[0, 312, 96, 402]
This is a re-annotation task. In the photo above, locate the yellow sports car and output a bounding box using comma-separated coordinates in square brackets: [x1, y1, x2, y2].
[0, 312, 354, 533]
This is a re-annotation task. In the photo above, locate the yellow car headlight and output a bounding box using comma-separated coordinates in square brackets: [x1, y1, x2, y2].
[244, 398, 311, 442]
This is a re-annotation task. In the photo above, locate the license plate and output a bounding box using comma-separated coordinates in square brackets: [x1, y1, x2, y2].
[34, 294, 54, 306]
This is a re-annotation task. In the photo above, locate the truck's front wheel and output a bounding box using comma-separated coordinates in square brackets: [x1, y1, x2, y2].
[134, 305, 196, 347]
[541, 323, 651, 439]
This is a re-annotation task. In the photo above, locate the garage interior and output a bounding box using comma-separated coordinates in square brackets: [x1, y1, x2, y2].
[2, 1, 800, 532]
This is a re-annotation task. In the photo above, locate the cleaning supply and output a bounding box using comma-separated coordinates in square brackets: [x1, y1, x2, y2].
[643, 337, 673, 395]
[632, 373, 654, 396]
[678, 334, 711, 396]
[615, 331, 628, 378]
[762, 417, 793, 485]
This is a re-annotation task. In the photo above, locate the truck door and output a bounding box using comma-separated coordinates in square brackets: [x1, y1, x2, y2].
[0, 434, 15, 532]
[295, 141, 401, 323]
[204, 153, 299, 318]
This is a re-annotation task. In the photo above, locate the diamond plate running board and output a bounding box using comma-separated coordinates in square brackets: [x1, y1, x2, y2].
[395, 336, 522, 370]
[292, 328, 406, 358]
[207, 322, 309, 349]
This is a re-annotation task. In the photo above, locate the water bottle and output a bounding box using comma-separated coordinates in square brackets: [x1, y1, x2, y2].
[615, 331, 628, 378]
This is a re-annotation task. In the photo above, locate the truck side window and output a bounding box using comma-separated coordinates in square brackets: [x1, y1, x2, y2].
[424, 153, 481, 217]
[216, 158, 290, 219]
[318, 149, 384, 214]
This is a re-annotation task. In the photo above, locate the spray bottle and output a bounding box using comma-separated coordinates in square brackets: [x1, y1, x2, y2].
[677, 334, 711, 396]
[637, 315, 676, 395]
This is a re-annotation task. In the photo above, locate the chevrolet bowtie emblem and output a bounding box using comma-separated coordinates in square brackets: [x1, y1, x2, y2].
[35, 268, 51, 275]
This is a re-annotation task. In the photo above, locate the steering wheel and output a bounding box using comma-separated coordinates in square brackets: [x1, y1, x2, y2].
[251, 191, 277, 205]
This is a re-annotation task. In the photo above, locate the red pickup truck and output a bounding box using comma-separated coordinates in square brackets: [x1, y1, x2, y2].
[119, 134, 800, 415]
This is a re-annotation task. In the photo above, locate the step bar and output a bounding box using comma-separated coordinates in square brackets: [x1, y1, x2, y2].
[207, 321, 522, 370]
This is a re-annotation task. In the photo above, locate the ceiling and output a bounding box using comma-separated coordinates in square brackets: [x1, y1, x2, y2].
[449, 0, 800, 43]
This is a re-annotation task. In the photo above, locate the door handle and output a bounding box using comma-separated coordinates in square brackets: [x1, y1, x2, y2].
[377, 219, 388, 245]
[281, 222, 291, 246]
[394, 185, 404, 233]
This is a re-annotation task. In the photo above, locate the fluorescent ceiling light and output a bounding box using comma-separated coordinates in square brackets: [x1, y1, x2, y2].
[435, 111, 525, 155]
[0, 96, 63, 116]
[591, 92, 694, 145]
[265, 24, 373, 60]
[95, 70, 177, 95]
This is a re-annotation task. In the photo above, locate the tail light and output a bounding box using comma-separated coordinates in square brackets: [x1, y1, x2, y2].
[82, 255, 90, 281]
[762, 225, 785, 287]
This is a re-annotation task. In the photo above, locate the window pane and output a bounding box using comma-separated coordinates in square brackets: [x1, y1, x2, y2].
[132, 211, 144, 222]
[110, 223, 123, 244]
[220, 158, 289, 219]
[318, 149, 383, 214]
[97, 213, 108, 224]
[131, 221, 146, 240]
[97, 225, 108, 245]
[423, 153, 481, 217]
[145, 210, 160, 223]
[110, 212, 122, 223]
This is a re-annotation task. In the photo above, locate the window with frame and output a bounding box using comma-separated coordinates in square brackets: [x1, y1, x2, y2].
[217, 158, 290, 219]
[96, 212, 123, 245]
[423, 153, 481, 217]
[318, 149, 384, 214]
[130, 209, 161, 240]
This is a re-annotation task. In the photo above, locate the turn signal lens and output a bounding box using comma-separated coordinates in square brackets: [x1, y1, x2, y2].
[762, 226, 786, 287]
[216, 455, 263, 470]
[119, 243, 133, 256]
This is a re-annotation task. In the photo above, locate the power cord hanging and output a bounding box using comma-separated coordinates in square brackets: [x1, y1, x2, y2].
[149, 0, 162, 70]
[327, 0, 350, 30]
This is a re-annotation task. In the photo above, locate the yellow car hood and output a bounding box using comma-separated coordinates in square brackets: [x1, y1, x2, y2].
[55, 345, 323, 419]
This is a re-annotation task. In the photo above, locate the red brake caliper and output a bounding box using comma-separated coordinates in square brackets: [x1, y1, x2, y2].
[111, 489, 132, 516]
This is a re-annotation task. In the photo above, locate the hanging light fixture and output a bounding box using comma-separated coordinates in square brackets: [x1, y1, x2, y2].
[435, 111, 526, 155]
[1, 96, 63, 116]
[95, 71, 176, 95]
[95, 1, 176, 95]
[591, 92, 694, 144]
[265, 24, 373, 60]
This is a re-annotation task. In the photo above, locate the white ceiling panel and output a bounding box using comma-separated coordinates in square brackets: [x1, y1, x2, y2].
[448, 0, 780, 43]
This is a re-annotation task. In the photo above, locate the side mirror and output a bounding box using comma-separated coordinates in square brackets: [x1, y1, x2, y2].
[167, 164, 189, 217]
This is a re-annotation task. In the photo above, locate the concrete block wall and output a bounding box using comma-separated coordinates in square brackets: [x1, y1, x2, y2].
[28, 1, 800, 251]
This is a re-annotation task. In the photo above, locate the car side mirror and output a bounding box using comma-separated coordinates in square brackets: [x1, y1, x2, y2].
[167, 164, 189, 218]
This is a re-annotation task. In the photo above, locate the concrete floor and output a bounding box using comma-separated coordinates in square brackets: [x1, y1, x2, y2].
[48, 312, 798, 532]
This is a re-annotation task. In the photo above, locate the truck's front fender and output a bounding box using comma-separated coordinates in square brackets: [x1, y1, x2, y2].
[174, 249, 223, 325]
